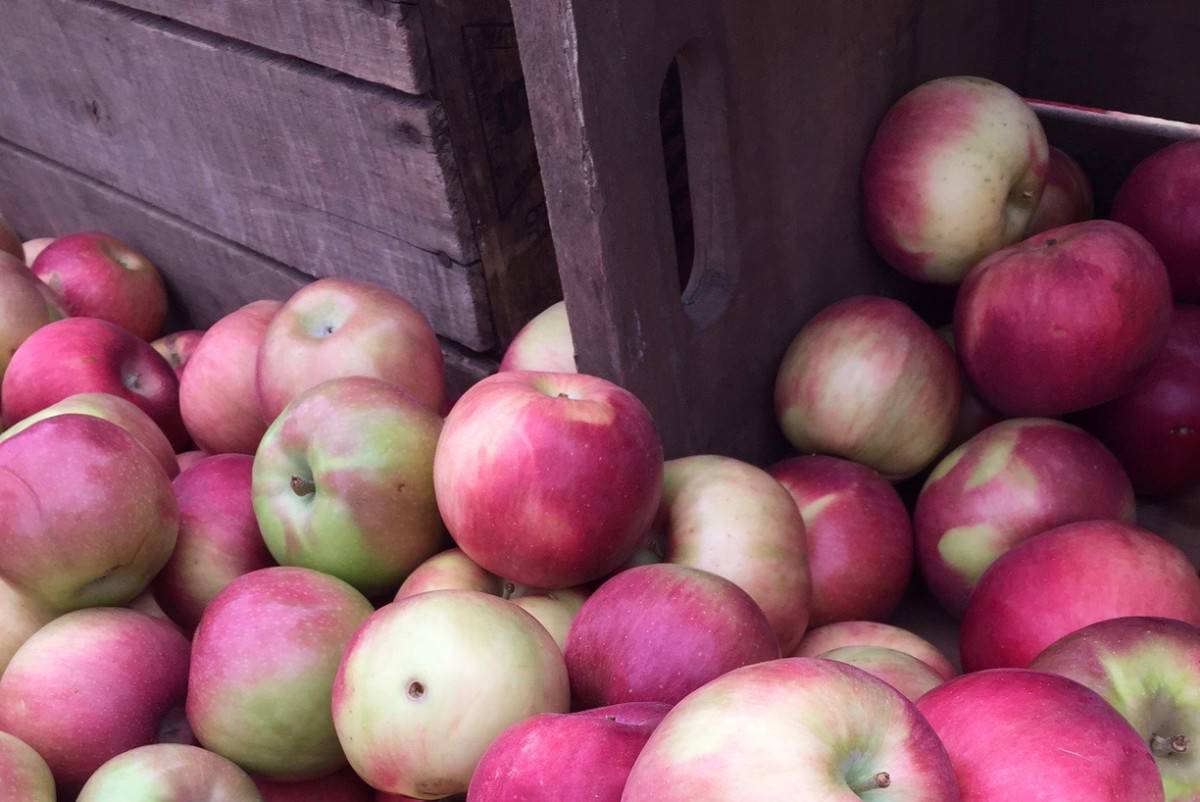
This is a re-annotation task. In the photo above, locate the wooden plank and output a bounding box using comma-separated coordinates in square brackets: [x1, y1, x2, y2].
[109, 0, 432, 96]
[0, 139, 496, 394]
[0, 0, 494, 350]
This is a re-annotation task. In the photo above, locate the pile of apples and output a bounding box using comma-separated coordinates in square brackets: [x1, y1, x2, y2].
[1, 72, 1200, 802]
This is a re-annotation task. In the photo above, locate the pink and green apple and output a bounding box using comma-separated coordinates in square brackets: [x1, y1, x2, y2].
[0, 254, 61, 385]
[152, 329, 205, 377]
[793, 620, 958, 680]
[1025, 146, 1094, 235]
[76, 744, 262, 802]
[816, 645, 944, 701]
[0, 731, 55, 802]
[499, 300, 576, 373]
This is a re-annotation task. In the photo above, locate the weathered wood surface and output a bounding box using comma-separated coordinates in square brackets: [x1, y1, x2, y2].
[0, 139, 496, 395]
[0, 0, 494, 350]
[110, 0, 432, 96]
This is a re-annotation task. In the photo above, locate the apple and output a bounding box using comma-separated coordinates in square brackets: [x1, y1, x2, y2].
[936, 326, 1003, 451]
[257, 278, 444, 421]
[254, 377, 444, 597]
[863, 76, 1049, 284]
[0, 391, 180, 478]
[1030, 617, 1200, 801]
[0, 578, 54, 676]
[176, 449, 208, 471]
[127, 589, 173, 622]
[434, 371, 662, 589]
[332, 589, 570, 798]
[0, 608, 191, 797]
[507, 589, 588, 651]
[566, 564, 779, 707]
[0, 731, 55, 802]
[152, 329, 205, 376]
[918, 669, 1164, 801]
[816, 645, 944, 701]
[624, 658, 959, 800]
[31, 232, 167, 340]
[21, 237, 53, 267]
[0, 215, 20, 260]
[793, 620, 958, 679]
[1112, 140, 1200, 302]
[775, 296, 961, 479]
[188, 567, 373, 779]
[181, 300, 281, 454]
[468, 702, 669, 802]
[2, 317, 186, 448]
[916, 418, 1135, 617]
[961, 520, 1200, 671]
[768, 455, 912, 625]
[1080, 306, 1200, 497]
[499, 300, 576, 372]
[76, 744, 262, 802]
[0, 415, 178, 611]
[1025, 146, 1094, 235]
[654, 455, 810, 653]
[0, 254, 61, 385]
[955, 219, 1173, 416]
[154, 455, 273, 630]
[254, 767, 374, 802]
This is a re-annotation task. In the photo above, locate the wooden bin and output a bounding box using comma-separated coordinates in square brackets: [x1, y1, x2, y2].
[0, 0, 560, 397]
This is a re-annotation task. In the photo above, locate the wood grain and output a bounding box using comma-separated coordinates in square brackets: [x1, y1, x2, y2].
[109, 0, 432, 95]
[0, 0, 494, 349]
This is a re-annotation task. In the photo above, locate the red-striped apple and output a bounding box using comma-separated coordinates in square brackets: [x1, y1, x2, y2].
[0, 731, 54, 802]
[817, 646, 944, 701]
[793, 620, 957, 679]
[499, 300, 575, 373]
[76, 745, 261, 802]
[152, 329, 204, 377]
[1025, 146, 1093, 235]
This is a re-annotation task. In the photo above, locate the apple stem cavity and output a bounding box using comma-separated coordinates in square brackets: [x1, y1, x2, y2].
[1151, 734, 1189, 757]
[850, 771, 891, 794]
[290, 475, 316, 498]
[407, 680, 425, 700]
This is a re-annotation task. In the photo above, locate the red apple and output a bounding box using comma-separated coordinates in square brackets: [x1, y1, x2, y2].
[916, 418, 1135, 617]
[955, 219, 1173, 416]
[0, 254, 60, 385]
[499, 300, 576, 373]
[863, 76, 1049, 284]
[1080, 306, 1200, 497]
[0, 608, 191, 797]
[435, 371, 663, 589]
[0, 415, 178, 611]
[0, 216, 20, 260]
[152, 329, 204, 377]
[254, 767, 373, 802]
[817, 645, 944, 701]
[0, 731, 55, 802]
[656, 455, 810, 653]
[76, 744, 261, 802]
[21, 237, 53, 267]
[565, 564, 779, 707]
[775, 295, 961, 479]
[624, 658, 960, 800]
[793, 620, 957, 679]
[0, 578, 54, 676]
[768, 456, 912, 625]
[181, 300, 281, 454]
[31, 232, 167, 340]
[154, 455, 272, 630]
[188, 567, 373, 779]
[1112, 140, 1200, 302]
[256, 278, 444, 421]
[1025, 146, 1094, 236]
[961, 520, 1200, 671]
[918, 669, 1164, 802]
[468, 702, 669, 802]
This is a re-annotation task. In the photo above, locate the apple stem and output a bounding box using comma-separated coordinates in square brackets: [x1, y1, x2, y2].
[290, 475, 316, 497]
[1151, 734, 1189, 757]
[850, 771, 891, 794]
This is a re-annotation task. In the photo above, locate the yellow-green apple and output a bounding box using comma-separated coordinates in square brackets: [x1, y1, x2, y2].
[396, 548, 587, 649]
[0, 415, 178, 611]
[181, 300, 281, 454]
[0, 578, 54, 675]
[499, 300, 575, 372]
[256, 278, 444, 421]
[1, 317, 186, 448]
[254, 377, 444, 597]
[21, 237, 53, 266]
[434, 371, 662, 589]
[863, 76, 1049, 284]
[0, 608, 191, 797]
[254, 768, 373, 802]
[188, 567, 373, 779]
[955, 220, 1173, 416]
[565, 564, 779, 707]
[31, 232, 167, 340]
[1112, 140, 1200, 302]
[0, 731, 55, 802]
[1030, 617, 1200, 801]
[154, 455, 273, 630]
[623, 658, 960, 800]
[76, 744, 262, 802]
[1080, 306, 1200, 497]
[775, 296, 960, 479]
[961, 520, 1200, 671]
[918, 669, 1164, 802]
[468, 702, 669, 802]
[768, 456, 912, 625]
[0, 391, 179, 478]
[654, 455, 809, 653]
[0, 254, 61, 385]
[916, 418, 1135, 617]
[0, 216, 20, 260]
[176, 449, 207, 471]
[793, 620, 957, 679]
[152, 329, 205, 377]
[332, 590, 569, 798]
[1025, 146, 1094, 235]
[817, 646, 944, 701]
